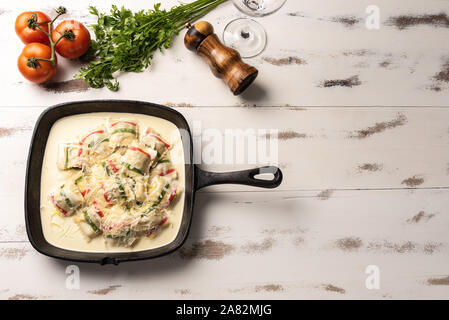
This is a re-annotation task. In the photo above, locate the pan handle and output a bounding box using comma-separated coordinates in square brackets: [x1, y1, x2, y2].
[194, 165, 283, 190]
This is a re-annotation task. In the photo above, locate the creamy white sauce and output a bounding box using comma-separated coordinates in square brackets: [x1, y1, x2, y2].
[40, 112, 185, 253]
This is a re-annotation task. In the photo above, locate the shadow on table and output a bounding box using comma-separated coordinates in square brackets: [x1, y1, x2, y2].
[239, 82, 268, 103]
[51, 193, 217, 278]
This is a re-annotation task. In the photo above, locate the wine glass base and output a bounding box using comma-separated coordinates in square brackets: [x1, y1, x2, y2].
[223, 18, 267, 58]
[232, 0, 288, 17]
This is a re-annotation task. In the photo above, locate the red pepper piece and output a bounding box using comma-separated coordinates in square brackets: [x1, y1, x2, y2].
[128, 146, 152, 159]
[51, 195, 67, 216]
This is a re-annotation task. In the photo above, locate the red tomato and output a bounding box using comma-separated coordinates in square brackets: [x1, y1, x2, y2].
[15, 11, 51, 45]
[52, 20, 91, 59]
[18, 43, 57, 83]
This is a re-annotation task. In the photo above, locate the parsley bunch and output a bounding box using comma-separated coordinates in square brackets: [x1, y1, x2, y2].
[76, 0, 227, 91]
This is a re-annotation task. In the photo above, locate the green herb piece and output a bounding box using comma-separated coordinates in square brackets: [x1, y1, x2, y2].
[142, 182, 169, 216]
[88, 137, 109, 148]
[101, 162, 112, 176]
[84, 211, 99, 232]
[64, 146, 69, 169]
[115, 176, 127, 200]
[75, 0, 227, 91]
[74, 175, 84, 185]
[122, 162, 145, 175]
[60, 188, 74, 209]
[106, 230, 131, 239]
[110, 128, 136, 136]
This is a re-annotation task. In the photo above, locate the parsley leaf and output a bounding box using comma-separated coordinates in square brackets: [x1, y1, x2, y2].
[75, 0, 227, 91]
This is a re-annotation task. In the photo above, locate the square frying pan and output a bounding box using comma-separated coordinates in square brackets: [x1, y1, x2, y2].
[25, 100, 283, 264]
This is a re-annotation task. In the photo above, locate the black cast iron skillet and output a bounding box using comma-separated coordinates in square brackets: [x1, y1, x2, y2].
[25, 100, 283, 265]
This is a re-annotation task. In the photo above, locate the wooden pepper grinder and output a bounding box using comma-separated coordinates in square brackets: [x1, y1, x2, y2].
[184, 21, 258, 95]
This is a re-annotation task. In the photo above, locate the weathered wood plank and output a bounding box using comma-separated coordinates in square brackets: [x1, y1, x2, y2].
[1, 0, 449, 301]
[0, 188, 448, 299]
[0, 106, 448, 196]
[1, 0, 449, 106]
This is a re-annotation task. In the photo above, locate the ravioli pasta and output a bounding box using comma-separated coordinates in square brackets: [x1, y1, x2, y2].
[49, 119, 182, 247]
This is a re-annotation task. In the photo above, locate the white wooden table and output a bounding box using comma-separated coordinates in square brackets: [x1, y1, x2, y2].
[1, 0, 449, 300]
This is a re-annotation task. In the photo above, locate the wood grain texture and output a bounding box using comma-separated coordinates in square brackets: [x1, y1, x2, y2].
[0, 0, 448, 300]
[0, 106, 448, 196]
[0, 189, 448, 299]
[0, 106, 448, 299]
[1, 0, 449, 106]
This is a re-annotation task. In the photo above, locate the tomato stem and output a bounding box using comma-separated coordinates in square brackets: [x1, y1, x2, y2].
[62, 29, 75, 41]
[27, 13, 39, 29]
[36, 24, 50, 37]
[29, 7, 68, 68]
[54, 34, 66, 47]
[26, 57, 41, 68]
[51, 7, 67, 25]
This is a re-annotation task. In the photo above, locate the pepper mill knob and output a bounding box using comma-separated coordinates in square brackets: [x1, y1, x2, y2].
[184, 21, 258, 95]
